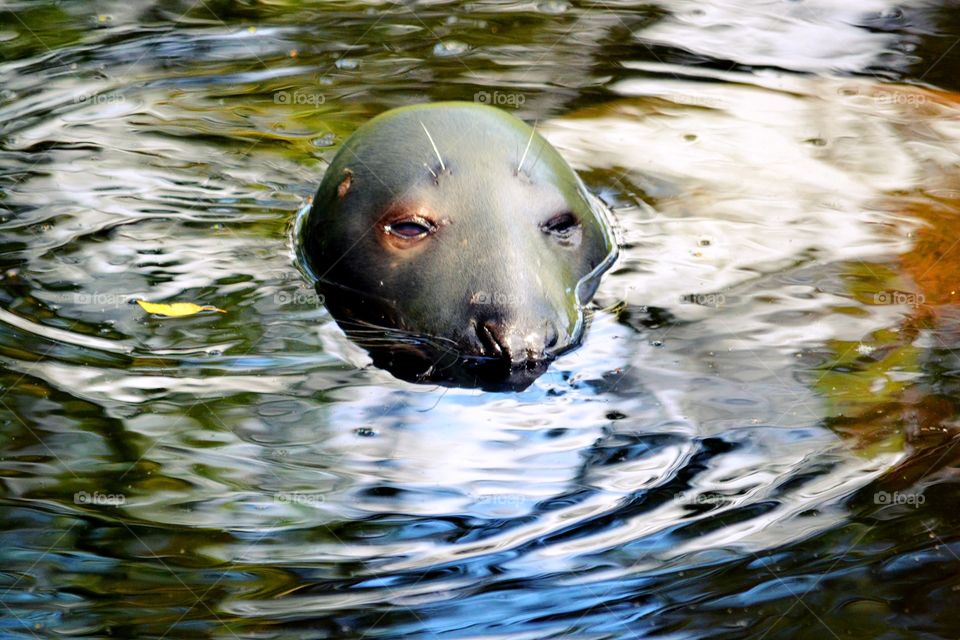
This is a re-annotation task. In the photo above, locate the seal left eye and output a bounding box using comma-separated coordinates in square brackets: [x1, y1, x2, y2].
[385, 220, 434, 239]
[542, 212, 580, 237]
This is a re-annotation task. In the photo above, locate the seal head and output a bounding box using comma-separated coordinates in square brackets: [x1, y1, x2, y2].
[300, 102, 617, 391]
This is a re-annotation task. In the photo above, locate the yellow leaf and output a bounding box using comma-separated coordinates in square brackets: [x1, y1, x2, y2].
[136, 299, 225, 317]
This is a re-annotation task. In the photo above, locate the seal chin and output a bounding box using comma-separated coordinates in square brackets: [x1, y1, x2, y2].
[459, 353, 554, 392]
[363, 341, 554, 392]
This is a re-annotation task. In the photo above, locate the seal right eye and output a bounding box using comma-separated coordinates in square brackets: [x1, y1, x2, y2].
[384, 219, 434, 240]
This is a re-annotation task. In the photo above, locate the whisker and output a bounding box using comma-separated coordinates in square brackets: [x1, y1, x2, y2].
[517, 119, 538, 174]
[419, 120, 446, 172]
[335, 317, 461, 351]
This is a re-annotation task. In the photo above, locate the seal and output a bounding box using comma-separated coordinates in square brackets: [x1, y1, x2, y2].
[299, 102, 617, 390]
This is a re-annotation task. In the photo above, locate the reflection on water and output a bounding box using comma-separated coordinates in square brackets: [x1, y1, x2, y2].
[2, 1, 960, 638]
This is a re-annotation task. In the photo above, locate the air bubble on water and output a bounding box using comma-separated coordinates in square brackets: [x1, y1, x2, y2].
[433, 41, 468, 57]
[336, 58, 359, 70]
[313, 132, 336, 147]
[538, 1, 571, 14]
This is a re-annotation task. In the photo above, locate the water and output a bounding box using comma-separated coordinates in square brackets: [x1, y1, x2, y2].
[2, 1, 960, 638]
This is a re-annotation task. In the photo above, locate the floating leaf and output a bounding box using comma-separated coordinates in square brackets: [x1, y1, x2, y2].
[136, 299, 225, 317]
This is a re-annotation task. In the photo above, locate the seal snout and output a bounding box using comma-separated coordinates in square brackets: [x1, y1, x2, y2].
[468, 316, 559, 390]
[477, 319, 557, 362]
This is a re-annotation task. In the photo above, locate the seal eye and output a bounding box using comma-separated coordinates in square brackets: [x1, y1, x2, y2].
[384, 219, 434, 240]
[542, 212, 580, 237]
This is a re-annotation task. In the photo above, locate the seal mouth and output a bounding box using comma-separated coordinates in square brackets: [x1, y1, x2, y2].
[457, 352, 554, 391]
[365, 344, 554, 392]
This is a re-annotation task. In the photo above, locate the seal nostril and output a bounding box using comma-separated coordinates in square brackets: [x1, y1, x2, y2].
[525, 351, 542, 370]
[478, 320, 507, 359]
[544, 322, 559, 351]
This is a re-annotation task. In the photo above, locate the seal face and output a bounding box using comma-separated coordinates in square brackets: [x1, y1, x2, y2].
[300, 102, 617, 391]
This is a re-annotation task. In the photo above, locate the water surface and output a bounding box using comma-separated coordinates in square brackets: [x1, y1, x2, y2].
[2, 1, 960, 638]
